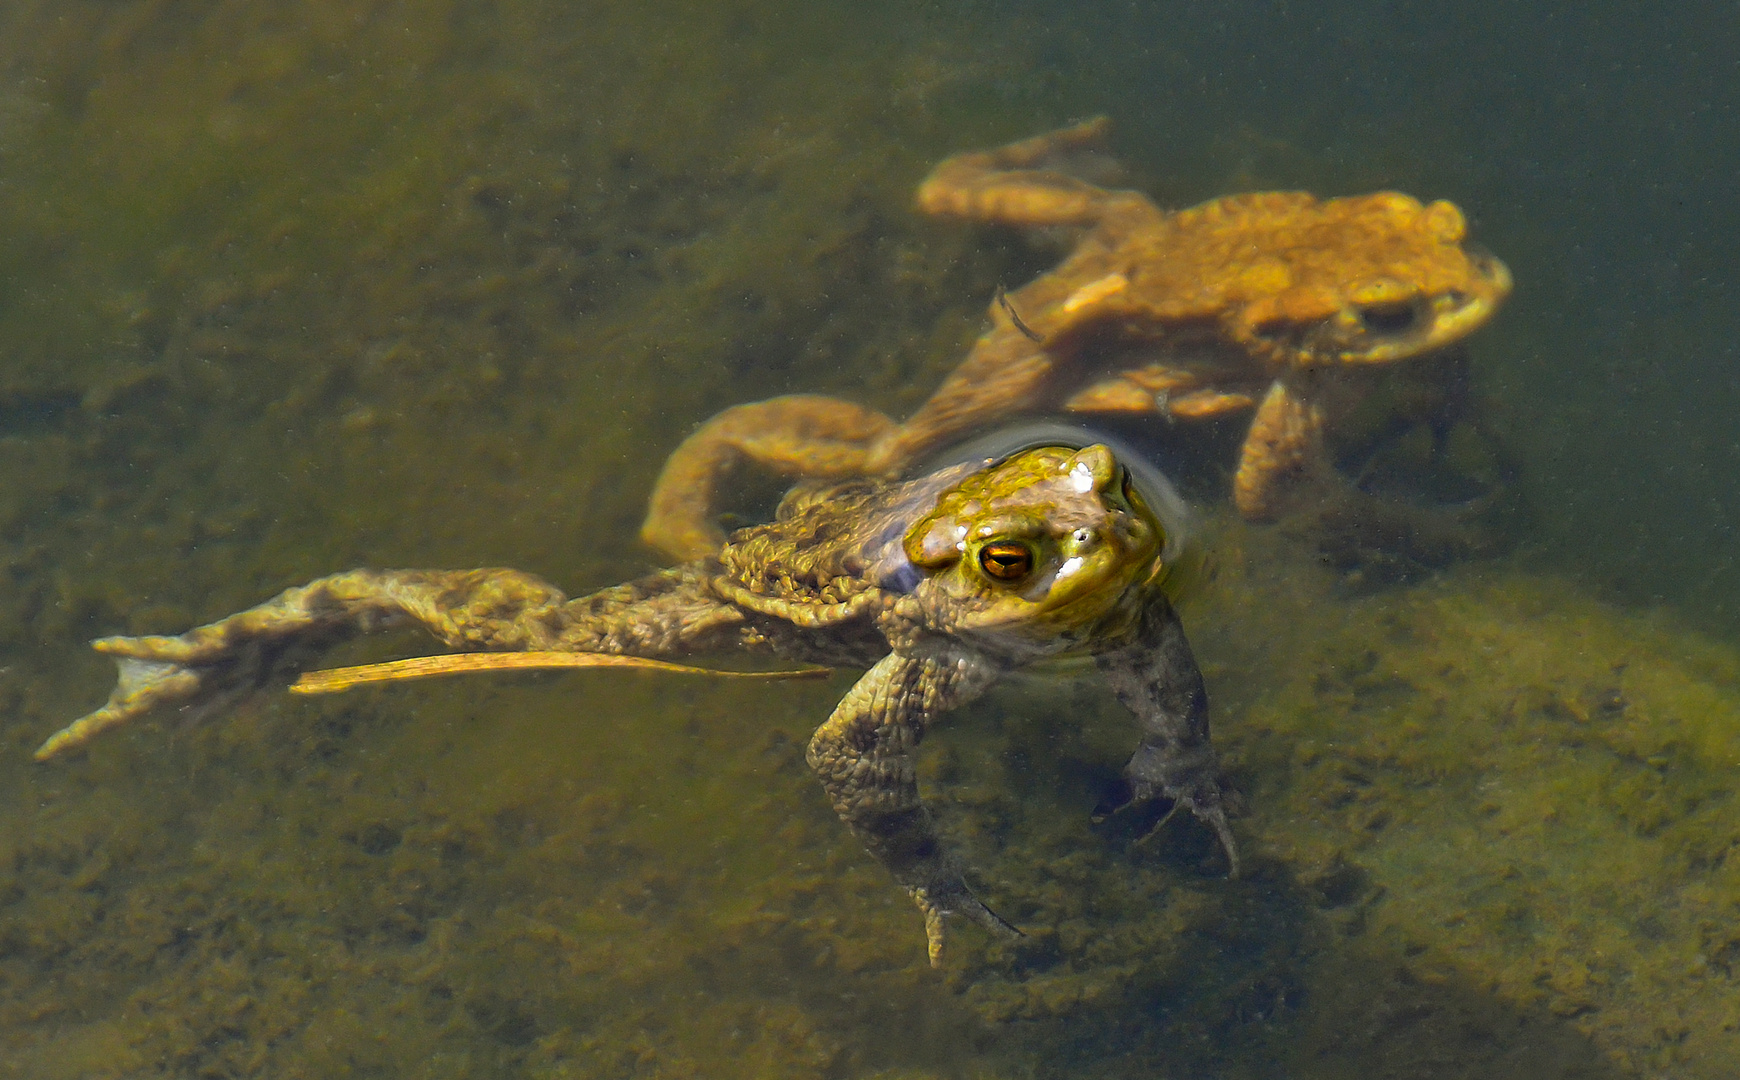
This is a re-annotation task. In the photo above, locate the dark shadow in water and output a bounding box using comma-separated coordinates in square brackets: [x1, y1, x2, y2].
[949, 716, 1631, 1080]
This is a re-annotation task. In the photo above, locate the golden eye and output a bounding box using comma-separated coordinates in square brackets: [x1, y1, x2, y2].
[977, 540, 1033, 582]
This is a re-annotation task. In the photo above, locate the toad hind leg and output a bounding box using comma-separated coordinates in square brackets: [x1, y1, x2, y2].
[916, 116, 1121, 227]
[35, 569, 573, 759]
[805, 651, 1017, 966]
[37, 566, 739, 760]
[642, 395, 896, 562]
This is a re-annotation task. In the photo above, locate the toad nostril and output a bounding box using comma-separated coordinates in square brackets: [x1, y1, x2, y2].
[1358, 302, 1419, 334]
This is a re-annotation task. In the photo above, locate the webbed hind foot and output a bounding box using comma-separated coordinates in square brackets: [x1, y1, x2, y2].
[36, 568, 570, 759]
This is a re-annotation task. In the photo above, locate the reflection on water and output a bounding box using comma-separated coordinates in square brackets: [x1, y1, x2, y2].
[0, 1, 1736, 1076]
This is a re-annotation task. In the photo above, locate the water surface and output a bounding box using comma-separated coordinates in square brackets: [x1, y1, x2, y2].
[1, 2, 1736, 1076]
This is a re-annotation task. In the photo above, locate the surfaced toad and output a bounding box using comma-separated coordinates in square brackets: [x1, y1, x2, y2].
[642, 117, 1511, 561]
[38, 442, 1234, 966]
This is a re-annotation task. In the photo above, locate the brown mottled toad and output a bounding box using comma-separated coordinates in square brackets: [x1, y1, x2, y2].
[642, 118, 1511, 561]
[38, 441, 1233, 966]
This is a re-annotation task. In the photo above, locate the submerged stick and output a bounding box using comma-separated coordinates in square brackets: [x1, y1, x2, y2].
[291, 652, 832, 695]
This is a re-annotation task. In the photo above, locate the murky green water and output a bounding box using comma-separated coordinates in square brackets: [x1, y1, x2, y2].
[2, 2, 1737, 1076]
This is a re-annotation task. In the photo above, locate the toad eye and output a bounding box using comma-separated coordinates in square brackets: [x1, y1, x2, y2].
[1358, 301, 1419, 334]
[977, 540, 1034, 582]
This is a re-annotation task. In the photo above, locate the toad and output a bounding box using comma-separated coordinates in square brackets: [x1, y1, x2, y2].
[38, 441, 1233, 966]
[642, 118, 1511, 561]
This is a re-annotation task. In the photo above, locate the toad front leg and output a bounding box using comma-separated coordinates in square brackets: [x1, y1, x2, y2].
[805, 650, 1018, 966]
[1095, 594, 1239, 874]
[1234, 380, 1327, 520]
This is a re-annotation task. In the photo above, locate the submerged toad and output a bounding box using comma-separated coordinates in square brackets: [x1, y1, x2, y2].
[38, 443, 1234, 966]
[642, 118, 1511, 561]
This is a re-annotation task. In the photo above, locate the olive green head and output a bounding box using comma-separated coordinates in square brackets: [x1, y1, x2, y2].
[902, 445, 1164, 639]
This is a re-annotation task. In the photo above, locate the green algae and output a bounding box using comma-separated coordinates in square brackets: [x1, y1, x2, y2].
[1188, 536, 1740, 1077]
[1, 1, 1738, 1077]
[897, 531, 1740, 1077]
